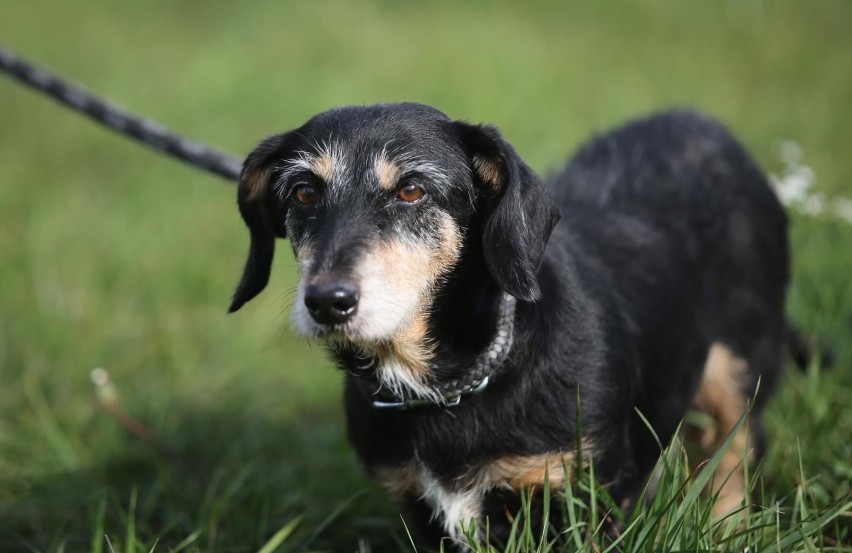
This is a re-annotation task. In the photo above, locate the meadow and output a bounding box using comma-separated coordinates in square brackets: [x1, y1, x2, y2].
[1, 1, 850, 550]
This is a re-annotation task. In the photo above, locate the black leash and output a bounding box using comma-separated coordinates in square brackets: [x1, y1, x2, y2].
[1, 46, 522, 409]
[0, 46, 242, 182]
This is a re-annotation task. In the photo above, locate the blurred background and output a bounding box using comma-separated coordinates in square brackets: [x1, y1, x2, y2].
[1, 0, 850, 551]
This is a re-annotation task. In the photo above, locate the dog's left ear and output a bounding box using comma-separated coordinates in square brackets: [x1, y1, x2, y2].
[451, 122, 560, 301]
[229, 133, 294, 313]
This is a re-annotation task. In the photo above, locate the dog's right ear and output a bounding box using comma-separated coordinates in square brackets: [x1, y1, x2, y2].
[228, 133, 294, 313]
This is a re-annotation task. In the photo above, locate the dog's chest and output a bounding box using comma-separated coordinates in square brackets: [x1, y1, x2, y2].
[377, 464, 485, 538]
[375, 450, 582, 539]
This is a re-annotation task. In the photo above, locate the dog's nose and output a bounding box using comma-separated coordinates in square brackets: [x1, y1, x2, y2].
[304, 281, 359, 325]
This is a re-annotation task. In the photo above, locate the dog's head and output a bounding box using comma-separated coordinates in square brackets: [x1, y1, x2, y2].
[229, 103, 558, 348]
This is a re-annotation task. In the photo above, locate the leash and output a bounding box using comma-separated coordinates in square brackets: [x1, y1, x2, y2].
[0, 45, 242, 182]
[1, 46, 520, 410]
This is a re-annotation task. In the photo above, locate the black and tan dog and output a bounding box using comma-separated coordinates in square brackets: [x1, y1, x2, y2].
[228, 104, 791, 546]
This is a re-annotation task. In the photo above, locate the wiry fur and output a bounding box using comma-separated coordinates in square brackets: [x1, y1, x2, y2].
[229, 103, 797, 550]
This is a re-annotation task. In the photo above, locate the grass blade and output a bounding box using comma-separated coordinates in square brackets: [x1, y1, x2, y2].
[256, 516, 301, 553]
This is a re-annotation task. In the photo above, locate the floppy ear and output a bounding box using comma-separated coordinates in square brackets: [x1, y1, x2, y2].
[452, 122, 560, 302]
[228, 133, 293, 313]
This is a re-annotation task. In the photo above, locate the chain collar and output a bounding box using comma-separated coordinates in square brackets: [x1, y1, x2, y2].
[366, 293, 517, 410]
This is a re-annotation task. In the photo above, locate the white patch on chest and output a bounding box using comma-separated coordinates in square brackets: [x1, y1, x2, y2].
[418, 468, 483, 541]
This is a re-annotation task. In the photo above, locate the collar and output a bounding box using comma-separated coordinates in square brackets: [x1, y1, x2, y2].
[369, 293, 517, 410]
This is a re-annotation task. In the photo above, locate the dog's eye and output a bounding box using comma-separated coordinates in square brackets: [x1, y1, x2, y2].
[396, 183, 425, 203]
[293, 183, 320, 206]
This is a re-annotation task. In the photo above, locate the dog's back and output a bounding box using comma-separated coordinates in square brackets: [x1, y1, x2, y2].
[552, 111, 787, 271]
[548, 111, 789, 513]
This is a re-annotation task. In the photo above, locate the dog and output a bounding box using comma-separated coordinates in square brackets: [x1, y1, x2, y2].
[228, 103, 790, 548]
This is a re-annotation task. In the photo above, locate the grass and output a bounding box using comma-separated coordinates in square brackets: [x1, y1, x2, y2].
[1, 0, 850, 551]
[458, 409, 852, 553]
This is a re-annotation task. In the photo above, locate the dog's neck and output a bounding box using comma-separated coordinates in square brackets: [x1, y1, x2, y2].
[365, 293, 517, 408]
[330, 264, 519, 408]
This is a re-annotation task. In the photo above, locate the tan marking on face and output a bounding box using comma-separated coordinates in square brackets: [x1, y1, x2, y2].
[241, 166, 271, 202]
[375, 156, 403, 191]
[375, 465, 423, 498]
[472, 154, 503, 192]
[358, 239, 437, 384]
[295, 214, 463, 397]
[690, 342, 752, 517]
[376, 309, 433, 374]
[310, 153, 335, 182]
[359, 217, 462, 383]
[429, 216, 463, 280]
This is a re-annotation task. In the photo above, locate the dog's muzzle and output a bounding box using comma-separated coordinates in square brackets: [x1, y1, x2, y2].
[303, 278, 359, 325]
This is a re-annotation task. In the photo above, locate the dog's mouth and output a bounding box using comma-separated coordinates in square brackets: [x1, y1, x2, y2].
[299, 318, 406, 345]
[312, 324, 357, 341]
[307, 326, 398, 367]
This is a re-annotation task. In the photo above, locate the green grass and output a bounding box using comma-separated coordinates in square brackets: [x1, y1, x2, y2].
[1, 0, 850, 551]
[458, 409, 851, 553]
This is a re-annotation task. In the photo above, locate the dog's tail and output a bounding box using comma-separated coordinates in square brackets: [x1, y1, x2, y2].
[787, 321, 834, 371]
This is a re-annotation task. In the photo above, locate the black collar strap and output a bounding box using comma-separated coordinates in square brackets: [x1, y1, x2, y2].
[371, 293, 517, 409]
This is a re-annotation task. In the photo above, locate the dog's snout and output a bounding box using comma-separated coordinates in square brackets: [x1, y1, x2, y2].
[304, 280, 359, 325]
